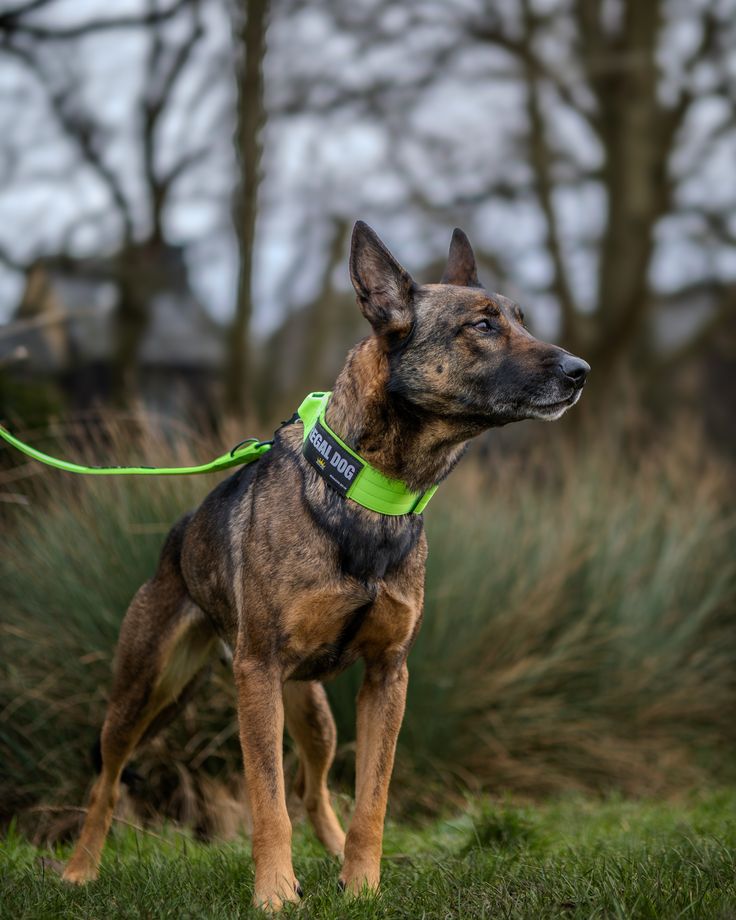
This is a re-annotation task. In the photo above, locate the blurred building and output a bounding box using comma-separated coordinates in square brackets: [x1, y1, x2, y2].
[2, 246, 224, 418]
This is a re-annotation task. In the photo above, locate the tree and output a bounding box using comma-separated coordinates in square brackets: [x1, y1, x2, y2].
[0, 0, 232, 402]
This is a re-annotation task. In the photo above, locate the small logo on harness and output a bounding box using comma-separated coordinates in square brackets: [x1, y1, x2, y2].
[303, 420, 365, 497]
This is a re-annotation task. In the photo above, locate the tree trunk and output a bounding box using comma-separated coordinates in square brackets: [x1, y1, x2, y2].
[225, 0, 268, 418]
[589, 0, 669, 373]
[110, 248, 150, 404]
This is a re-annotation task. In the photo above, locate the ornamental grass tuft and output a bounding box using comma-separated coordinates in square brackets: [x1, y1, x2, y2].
[1, 412, 734, 838]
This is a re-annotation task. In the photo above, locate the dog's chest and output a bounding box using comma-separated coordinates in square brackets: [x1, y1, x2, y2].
[282, 580, 421, 682]
[302, 484, 424, 582]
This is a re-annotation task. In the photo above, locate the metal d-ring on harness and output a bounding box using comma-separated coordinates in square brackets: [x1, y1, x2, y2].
[0, 393, 437, 516]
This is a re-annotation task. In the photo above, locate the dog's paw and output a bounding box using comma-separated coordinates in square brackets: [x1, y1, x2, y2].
[62, 862, 99, 885]
[253, 877, 302, 913]
[338, 864, 380, 898]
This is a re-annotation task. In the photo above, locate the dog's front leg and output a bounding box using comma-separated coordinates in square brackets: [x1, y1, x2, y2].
[234, 655, 299, 912]
[340, 658, 408, 895]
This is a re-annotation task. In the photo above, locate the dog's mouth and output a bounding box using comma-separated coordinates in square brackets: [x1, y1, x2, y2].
[528, 388, 582, 420]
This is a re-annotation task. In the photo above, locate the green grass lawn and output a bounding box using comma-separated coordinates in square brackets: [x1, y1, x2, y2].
[1, 792, 735, 919]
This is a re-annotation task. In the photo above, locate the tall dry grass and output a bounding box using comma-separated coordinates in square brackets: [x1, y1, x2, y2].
[1, 412, 734, 838]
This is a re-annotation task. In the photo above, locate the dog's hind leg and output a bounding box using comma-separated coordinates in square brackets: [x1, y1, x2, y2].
[63, 531, 217, 884]
[283, 680, 345, 859]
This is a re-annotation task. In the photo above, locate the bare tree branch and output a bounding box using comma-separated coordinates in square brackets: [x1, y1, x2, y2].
[142, 0, 204, 241]
[0, 241, 28, 272]
[1, 41, 135, 243]
[466, 21, 601, 134]
[0, 0, 191, 41]
[0, 0, 55, 25]
[158, 147, 212, 199]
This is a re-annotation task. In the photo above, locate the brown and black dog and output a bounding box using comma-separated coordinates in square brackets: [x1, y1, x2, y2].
[62, 222, 589, 909]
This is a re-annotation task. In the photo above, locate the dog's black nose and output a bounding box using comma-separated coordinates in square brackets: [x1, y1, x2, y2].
[560, 355, 590, 388]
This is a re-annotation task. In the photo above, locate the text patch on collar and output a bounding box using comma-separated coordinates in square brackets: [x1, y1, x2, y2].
[303, 419, 364, 497]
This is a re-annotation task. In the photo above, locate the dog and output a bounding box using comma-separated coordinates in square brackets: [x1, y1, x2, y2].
[62, 222, 589, 909]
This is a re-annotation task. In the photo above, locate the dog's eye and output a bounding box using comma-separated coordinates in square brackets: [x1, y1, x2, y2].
[472, 319, 494, 333]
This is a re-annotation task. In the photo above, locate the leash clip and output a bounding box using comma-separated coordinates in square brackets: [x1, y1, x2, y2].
[229, 438, 263, 458]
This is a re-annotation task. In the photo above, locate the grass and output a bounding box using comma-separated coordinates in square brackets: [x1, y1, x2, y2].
[1, 411, 735, 834]
[1, 792, 735, 919]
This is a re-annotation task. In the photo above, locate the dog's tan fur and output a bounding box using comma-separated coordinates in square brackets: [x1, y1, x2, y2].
[62, 223, 588, 909]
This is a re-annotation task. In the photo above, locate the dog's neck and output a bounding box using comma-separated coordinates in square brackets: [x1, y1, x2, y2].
[325, 337, 470, 494]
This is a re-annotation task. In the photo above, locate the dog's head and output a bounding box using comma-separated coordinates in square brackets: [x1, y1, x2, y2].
[350, 221, 589, 427]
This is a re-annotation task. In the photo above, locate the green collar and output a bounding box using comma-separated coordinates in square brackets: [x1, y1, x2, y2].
[297, 391, 436, 516]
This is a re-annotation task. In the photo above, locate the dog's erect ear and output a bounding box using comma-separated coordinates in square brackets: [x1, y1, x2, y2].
[350, 221, 415, 341]
[441, 228, 481, 288]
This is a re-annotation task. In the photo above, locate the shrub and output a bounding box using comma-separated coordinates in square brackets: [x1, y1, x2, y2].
[1, 413, 734, 837]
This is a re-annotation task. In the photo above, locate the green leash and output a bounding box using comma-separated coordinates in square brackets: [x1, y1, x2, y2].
[0, 392, 436, 515]
[0, 425, 272, 477]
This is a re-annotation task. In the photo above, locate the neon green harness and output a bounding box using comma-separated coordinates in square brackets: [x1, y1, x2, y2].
[0, 392, 436, 516]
